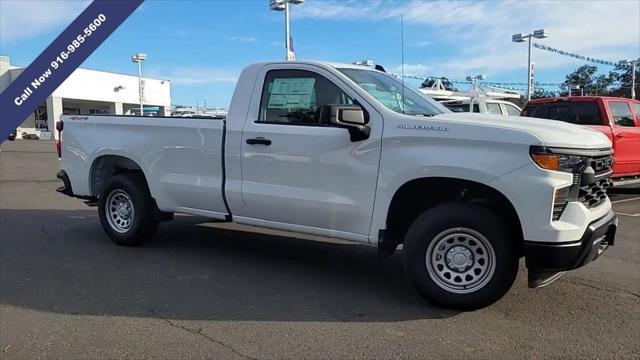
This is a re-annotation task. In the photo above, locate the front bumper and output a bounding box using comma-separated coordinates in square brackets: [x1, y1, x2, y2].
[524, 209, 617, 272]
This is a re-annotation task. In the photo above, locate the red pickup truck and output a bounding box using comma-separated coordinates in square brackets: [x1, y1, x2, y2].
[522, 97, 640, 184]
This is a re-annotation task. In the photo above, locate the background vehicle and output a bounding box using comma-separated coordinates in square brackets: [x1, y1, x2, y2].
[6, 129, 17, 141]
[56, 61, 617, 310]
[522, 97, 640, 184]
[442, 98, 522, 116]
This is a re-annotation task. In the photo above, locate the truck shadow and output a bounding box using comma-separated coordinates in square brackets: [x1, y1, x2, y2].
[0, 209, 459, 322]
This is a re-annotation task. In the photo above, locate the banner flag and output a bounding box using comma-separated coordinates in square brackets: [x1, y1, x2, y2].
[533, 43, 621, 67]
[0, 0, 144, 141]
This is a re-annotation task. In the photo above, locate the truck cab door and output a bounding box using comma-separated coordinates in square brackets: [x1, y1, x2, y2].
[607, 100, 640, 177]
[235, 65, 382, 242]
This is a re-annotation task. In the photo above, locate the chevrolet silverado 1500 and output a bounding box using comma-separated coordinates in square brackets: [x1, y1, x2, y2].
[56, 61, 618, 310]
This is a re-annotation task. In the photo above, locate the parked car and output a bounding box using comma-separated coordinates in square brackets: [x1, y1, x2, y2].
[6, 129, 17, 141]
[56, 61, 617, 310]
[442, 98, 522, 116]
[522, 97, 640, 184]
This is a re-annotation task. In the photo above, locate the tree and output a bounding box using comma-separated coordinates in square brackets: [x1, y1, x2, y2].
[592, 73, 616, 96]
[559, 65, 618, 96]
[531, 87, 556, 99]
[608, 64, 639, 99]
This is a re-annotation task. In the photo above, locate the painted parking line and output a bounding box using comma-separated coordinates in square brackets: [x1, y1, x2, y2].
[611, 197, 640, 204]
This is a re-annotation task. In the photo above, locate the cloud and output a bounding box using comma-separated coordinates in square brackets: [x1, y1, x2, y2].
[146, 66, 238, 85]
[0, 0, 90, 42]
[295, 0, 384, 19]
[298, 0, 640, 77]
[406, 40, 434, 48]
[229, 36, 257, 43]
[392, 63, 432, 75]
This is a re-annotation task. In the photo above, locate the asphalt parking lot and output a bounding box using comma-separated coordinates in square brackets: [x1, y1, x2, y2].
[1, 140, 638, 359]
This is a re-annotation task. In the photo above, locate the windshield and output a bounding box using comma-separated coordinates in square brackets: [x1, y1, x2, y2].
[338, 68, 448, 117]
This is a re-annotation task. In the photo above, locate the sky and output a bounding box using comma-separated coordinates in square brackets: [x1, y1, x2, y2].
[1, 0, 639, 107]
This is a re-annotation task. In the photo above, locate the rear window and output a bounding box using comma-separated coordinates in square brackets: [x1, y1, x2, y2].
[525, 101, 602, 125]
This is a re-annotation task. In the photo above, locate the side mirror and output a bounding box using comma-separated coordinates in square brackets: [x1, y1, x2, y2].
[323, 104, 370, 142]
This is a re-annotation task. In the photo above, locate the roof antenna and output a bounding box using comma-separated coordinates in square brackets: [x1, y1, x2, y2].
[401, 13, 405, 115]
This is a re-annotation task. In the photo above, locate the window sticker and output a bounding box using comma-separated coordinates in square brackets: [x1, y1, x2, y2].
[267, 78, 316, 109]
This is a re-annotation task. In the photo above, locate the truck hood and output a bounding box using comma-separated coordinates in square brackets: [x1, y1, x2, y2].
[432, 112, 612, 149]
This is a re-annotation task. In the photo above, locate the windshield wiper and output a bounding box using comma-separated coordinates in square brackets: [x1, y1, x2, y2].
[409, 113, 436, 117]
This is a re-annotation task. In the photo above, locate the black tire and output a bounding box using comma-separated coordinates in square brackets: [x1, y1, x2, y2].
[403, 202, 518, 310]
[98, 173, 158, 246]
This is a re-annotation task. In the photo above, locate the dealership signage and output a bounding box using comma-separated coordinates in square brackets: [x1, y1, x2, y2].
[0, 0, 143, 141]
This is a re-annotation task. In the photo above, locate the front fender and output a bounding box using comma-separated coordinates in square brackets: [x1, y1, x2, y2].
[369, 135, 532, 243]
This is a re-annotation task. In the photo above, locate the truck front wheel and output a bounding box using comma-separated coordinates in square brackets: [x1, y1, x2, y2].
[98, 174, 158, 246]
[403, 202, 518, 310]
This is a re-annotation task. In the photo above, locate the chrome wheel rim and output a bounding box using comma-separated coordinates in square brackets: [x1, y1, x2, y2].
[105, 189, 134, 233]
[426, 227, 496, 294]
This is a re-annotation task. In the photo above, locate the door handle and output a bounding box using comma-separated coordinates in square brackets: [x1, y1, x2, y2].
[246, 137, 272, 145]
[615, 133, 625, 138]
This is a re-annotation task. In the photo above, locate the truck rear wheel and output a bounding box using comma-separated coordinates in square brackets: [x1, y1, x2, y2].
[98, 173, 158, 246]
[403, 202, 518, 310]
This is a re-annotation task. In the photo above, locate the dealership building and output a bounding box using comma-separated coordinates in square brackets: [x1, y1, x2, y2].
[0, 56, 172, 140]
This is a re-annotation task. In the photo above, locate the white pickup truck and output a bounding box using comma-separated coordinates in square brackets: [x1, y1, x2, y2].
[56, 61, 618, 310]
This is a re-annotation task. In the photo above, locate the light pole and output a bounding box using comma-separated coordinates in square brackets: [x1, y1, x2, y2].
[131, 52, 147, 115]
[512, 29, 549, 101]
[269, 0, 304, 61]
[466, 74, 486, 112]
[619, 58, 639, 99]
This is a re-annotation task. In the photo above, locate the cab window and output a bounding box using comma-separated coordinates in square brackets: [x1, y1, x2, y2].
[486, 102, 503, 115]
[444, 103, 479, 113]
[503, 103, 521, 116]
[609, 101, 635, 127]
[258, 69, 353, 125]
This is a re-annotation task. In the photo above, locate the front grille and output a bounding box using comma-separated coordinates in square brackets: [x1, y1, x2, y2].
[588, 154, 613, 176]
[554, 153, 613, 220]
[578, 178, 613, 208]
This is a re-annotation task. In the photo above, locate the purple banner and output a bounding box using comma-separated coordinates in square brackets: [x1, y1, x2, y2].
[0, 0, 143, 141]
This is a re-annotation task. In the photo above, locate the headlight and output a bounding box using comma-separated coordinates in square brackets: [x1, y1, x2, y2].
[529, 146, 586, 173]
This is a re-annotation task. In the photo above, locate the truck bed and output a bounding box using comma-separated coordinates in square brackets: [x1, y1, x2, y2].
[59, 115, 230, 219]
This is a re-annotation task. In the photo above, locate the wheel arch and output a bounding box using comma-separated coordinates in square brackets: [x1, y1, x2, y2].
[382, 177, 524, 256]
[89, 154, 149, 197]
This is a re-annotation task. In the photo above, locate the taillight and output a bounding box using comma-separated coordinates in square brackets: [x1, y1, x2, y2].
[56, 121, 63, 158]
